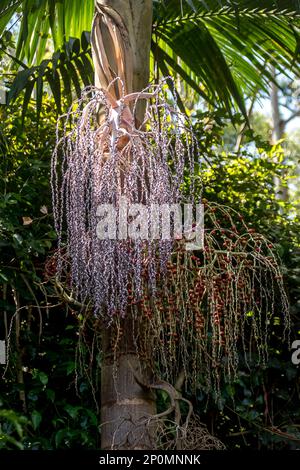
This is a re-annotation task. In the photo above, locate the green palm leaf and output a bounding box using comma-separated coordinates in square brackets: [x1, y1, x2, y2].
[0, 0, 94, 64]
[2, 0, 300, 119]
[152, 0, 300, 115]
[6, 34, 93, 120]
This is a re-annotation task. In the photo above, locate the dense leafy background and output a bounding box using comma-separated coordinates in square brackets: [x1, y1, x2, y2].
[0, 97, 299, 449]
[2, 1, 300, 119]
[0, 0, 300, 451]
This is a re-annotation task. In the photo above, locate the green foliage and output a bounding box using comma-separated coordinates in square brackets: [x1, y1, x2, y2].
[6, 33, 93, 119]
[0, 409, 29, 449]
[188, 110, 300, 449]
[0, 316, 100, 449]
[0, 96, 56, 285]
[194, 356, 300, 449]
[0, 21, 300, 444]
[0, 68, 299, 451]
[0, 0, 94, 61]
[2, 1, 300, 118]
[0, 97, 100, 449]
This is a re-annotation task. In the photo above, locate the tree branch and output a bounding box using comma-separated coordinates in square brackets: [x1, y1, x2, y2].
[283, 109, 300, 126]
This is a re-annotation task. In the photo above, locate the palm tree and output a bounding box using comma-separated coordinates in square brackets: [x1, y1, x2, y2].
[0, 0, 298, 450]
[1, 1, 300, 117]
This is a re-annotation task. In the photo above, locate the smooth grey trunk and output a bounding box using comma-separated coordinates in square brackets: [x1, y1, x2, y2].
[270, 67, 288, 201]
[92, 0, 156, 450]
[101, 321, 156, 450]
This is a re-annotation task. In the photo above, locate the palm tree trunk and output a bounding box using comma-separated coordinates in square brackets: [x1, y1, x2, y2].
[101, 319, 156, 450]
[92, 0, 156, 450]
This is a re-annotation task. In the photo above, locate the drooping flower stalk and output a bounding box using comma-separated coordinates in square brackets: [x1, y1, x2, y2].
[51, 78, 200, 318]
[50, 78, 290, 399]
[130, 202, 290, 398]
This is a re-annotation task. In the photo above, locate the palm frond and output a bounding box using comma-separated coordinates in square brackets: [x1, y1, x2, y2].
[0, 1, 21, 36]
[1, 0, 94, 65]
[2, 0, 300, 120]
[153, 0, 300, 23]
[7, 33, 93, 122]
[152, 0, 300, 115]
